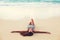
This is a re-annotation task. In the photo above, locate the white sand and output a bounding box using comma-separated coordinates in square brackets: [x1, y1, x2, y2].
[0, 3, 60, 40]
[0, 17, 60, 40]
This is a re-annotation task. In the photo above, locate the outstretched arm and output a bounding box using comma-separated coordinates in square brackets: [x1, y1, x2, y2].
[11, 31, 30, 36]
[11, 31, 27, 33]
[33, 31, 51, 34]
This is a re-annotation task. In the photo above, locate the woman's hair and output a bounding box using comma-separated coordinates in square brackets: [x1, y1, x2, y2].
[20, 32, 33, 36]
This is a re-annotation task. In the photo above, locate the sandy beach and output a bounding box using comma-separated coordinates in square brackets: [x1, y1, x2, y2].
[0, 2, 60, 40]
[0, 17, 60, 40]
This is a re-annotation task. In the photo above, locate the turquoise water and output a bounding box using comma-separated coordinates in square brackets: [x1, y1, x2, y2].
[0, 0, 60, 3]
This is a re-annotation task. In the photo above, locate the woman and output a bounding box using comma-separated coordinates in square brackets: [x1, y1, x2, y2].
[22, 19, 35, 36]
[11, 19, 51, 36]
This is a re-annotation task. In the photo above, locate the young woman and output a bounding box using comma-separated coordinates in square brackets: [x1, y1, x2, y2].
[22, 19, 35, 36]
[11, 19, 50, 36]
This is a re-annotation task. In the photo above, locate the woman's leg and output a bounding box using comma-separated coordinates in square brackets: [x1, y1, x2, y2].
[28, 19, 35, 31]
